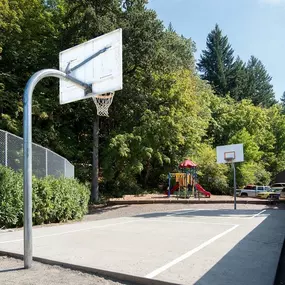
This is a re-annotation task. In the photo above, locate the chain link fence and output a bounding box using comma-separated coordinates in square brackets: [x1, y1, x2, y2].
[0, 129, 74, 178]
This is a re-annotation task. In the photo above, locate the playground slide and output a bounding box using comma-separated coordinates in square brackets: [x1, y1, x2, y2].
[195, 184, 211, 198]
[169, 184, 179, 195]
[165, 184, 180, 195]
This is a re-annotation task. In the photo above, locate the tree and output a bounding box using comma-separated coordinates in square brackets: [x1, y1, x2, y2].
[102, 69, 213, 194]
[197, 24, 235, 96]
[280, 91, 285, 113]
[244, 56, 276, 107]
[193, 144, 229, 194]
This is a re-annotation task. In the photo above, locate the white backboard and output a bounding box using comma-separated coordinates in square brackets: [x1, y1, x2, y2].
[216, 144, 244, 164]
[59, 29, 122, 105]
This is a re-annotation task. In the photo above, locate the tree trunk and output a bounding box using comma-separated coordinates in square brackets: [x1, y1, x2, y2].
[91, 115, 99, 202]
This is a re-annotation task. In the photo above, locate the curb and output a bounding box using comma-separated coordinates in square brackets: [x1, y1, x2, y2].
[0, 250, 180, 285]
[107, 199, 285, 206]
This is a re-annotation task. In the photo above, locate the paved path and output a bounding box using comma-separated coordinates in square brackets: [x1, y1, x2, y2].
[1, 208, 284, 285]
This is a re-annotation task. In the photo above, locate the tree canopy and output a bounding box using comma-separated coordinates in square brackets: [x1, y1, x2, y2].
[0, 1, 283, 195]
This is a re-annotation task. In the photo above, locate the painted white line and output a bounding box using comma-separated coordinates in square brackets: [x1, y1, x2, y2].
[145, 224, 239, 279]
[195, 215, 256, 220]
[0, 220, 137, 244]
[166, 210, 200, 217]
[247, 209, 267, 219]
[147, 218, 238, 227]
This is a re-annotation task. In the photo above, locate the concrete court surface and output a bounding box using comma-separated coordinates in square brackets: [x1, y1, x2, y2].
[0, 208, 285, 285]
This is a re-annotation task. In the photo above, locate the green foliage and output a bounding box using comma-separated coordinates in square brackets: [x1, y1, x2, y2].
[281, 92, 285, 114]
[237, 162, 271, 187]
[0, 166, 89, 228]
[1, 0, 285, 199]
[102, 70, 212, 194]
[198, 25, 276, 107]
[0, 166, 23, 228]
[229, 129, 262, 162]
[193, 144, 229, 194]
[33, 176, 89, 225]
[242, 56, 276, 107]
[198, 24, 235, 96]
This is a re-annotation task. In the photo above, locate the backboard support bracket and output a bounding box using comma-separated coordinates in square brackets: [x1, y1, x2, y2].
[63, 46, 112, 97]
[65, 46, 111, 74]
[65, 74, 92, 94]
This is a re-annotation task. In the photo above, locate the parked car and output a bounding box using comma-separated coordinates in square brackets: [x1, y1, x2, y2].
[236, 185, 272, 197]
[257, 191, 280, 199]
[270, 183, 285, 192]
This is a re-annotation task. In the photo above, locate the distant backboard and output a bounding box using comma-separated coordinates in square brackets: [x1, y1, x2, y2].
[59, 29, 122, 105]
[216, 144, 244, 164]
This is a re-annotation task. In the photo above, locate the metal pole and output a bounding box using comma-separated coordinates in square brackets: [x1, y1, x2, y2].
[23, 69, 88, 269]
[232, 162, 237, 210]
[91, 114, 99, 202]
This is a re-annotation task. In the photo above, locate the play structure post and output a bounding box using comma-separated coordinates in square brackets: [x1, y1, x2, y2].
[168, 173, 171, 197]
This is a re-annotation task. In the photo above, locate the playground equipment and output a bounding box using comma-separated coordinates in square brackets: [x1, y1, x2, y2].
[167, 159, 211, 198]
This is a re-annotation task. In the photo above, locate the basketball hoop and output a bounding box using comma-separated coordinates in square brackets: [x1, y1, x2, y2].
[92, 92, 114, 117]
[224, 157, 234, 164]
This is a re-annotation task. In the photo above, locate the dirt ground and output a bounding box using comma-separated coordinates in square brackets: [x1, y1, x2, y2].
[109, 194, 252, 201]
[0, 256, 135, 285]
[1, 203, 284, 285]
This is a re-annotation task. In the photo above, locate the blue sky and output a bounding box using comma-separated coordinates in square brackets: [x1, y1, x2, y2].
[148, 0, 285, 100]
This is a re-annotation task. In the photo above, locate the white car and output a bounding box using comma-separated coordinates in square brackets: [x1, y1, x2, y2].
[270, 183, 285, 192]
[237, 185, 272, 197]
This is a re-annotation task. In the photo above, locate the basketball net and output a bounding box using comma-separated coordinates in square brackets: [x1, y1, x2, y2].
[92, 92, 114, 117]
[224, 158, 234, 163]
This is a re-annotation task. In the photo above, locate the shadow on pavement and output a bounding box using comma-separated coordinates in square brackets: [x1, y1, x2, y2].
[0, 267, 24, 273]
[192, 210, 285, 285]
[87, 204, 129, 215]
[134, 209, 269, 219]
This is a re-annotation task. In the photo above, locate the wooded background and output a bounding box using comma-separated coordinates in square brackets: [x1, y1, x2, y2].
[1, 0, 285, 196]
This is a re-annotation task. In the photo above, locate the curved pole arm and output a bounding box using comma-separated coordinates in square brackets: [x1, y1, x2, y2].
[23, 69, 89, 269]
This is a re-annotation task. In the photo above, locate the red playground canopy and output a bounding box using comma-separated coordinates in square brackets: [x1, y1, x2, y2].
[179, 159, 197, 168]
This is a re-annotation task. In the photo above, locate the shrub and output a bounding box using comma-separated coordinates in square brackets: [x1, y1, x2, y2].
[0, 166, 89, 228]
[0, 166, 23, 228]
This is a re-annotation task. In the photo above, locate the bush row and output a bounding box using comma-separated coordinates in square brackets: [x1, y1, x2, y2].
[0, 166, 89, 228]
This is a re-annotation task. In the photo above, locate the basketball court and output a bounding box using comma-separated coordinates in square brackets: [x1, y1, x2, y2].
[18, 28, 285, 284]
[1, 208, 284, 285]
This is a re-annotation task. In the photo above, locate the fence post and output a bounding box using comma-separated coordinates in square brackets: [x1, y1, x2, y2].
[64, 159, 66, 177]
[4, 132, 8, 166]
[45, 149, 48, 177]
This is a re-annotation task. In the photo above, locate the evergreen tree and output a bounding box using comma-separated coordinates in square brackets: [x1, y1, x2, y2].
[280, 91, 285, 113]
[244, 56, 276, 107]
[281, 92, 285, 105]
[197, 24, 235, 96]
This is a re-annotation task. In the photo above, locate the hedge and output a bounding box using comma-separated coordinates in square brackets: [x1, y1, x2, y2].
[0, 166, 89, 228]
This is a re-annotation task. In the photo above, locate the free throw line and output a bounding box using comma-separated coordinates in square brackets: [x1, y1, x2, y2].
[145, 224, 239, 279]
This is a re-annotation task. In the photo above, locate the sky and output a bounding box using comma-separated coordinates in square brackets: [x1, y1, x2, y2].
[148, 0, 285, 100]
